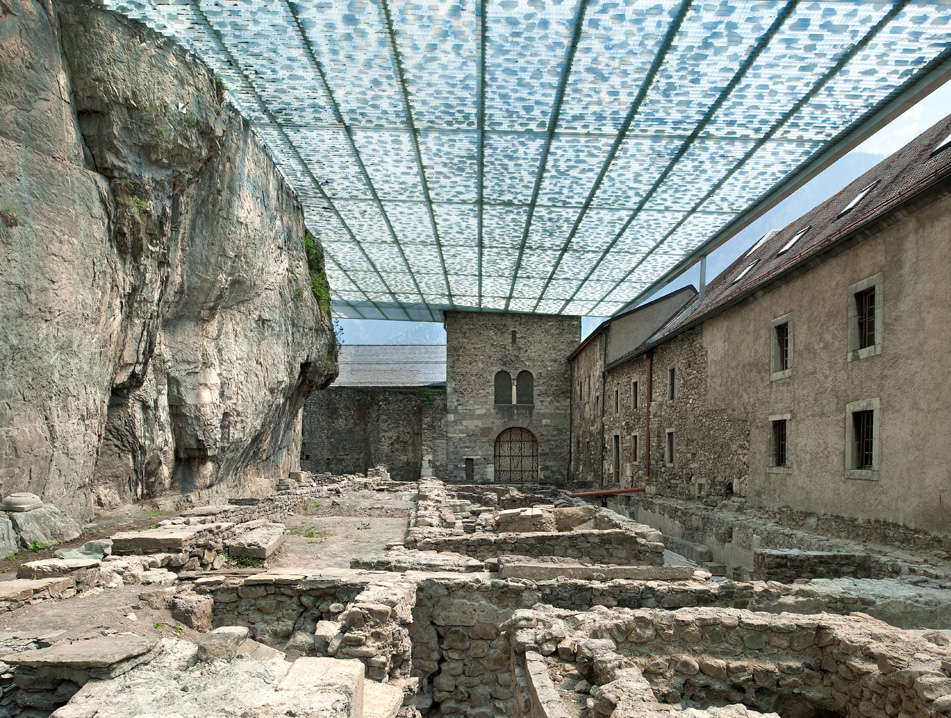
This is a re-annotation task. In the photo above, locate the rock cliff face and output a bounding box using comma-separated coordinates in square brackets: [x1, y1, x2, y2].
[0, 0, 337, 519]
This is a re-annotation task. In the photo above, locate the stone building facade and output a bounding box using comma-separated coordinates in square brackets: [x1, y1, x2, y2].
[445, 312, 580, 485]
[602, 327, 749, 499]
[569, 287, 699, 487]
[576, 113, 951, 537]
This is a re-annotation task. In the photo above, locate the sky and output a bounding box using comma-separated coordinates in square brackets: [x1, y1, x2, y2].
[337, 80, 951, 346]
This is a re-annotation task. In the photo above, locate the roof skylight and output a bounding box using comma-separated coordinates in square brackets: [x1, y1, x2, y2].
[101, 0, 951, 320]
[777, 226, 811, 257]
[837, 181, 880, 218]
[746, 230, 779, 256]
[731, 260, 760, 286]
[930, 131, 951, 159]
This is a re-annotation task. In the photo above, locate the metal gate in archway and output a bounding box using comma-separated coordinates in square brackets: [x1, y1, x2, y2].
[494, 427, 538, 483]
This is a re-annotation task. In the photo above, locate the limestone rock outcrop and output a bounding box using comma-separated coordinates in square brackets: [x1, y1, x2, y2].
[0, 0, 337, 519]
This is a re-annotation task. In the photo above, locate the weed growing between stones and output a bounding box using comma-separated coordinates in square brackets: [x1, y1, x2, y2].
[225, 555, 264, 569]
[27, 541, 54, 553]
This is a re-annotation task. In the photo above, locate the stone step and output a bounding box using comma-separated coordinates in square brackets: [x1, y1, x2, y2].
[226, 522, 287, 559]
[364, 681, 402, 718]
[17, 558, 100, 580]
[0, 576, 75, 603]
[278, 657, 365, 718]
[110, 523, 233, 555]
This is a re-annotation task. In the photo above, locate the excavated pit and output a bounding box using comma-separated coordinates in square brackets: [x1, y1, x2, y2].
[1, 475, 950, 718]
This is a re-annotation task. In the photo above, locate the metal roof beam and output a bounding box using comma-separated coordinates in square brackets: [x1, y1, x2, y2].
[186, 0, 402, 320]
[503, 0, 590, 311]
[529, 0, 693, 313]
[559, 0, 800, 314]
[611, 0, 949, 315]
[284, 0, 434, 321]
[379, 0, 455, 314]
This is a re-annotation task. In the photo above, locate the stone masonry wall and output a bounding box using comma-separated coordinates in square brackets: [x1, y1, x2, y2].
[569, 332, 604, 487]
[604, 327, 749, 499]
[445, 312, 580, 486]
[301, 387, 446, 481]
[406, 529, 664, 566]
[512, 605, 951, 717]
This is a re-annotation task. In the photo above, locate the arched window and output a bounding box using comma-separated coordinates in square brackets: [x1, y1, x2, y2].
[494, 371, 512, 405]
[516, 370, 533, 405]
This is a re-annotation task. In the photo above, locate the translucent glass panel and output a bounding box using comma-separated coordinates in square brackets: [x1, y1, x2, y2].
[106, 0, 951, 319]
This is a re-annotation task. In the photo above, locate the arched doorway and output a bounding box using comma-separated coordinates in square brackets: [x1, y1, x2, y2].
[494, 427, 538, 482]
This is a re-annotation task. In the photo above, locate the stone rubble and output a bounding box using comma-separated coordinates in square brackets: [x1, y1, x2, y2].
[0, 475, 950, 718]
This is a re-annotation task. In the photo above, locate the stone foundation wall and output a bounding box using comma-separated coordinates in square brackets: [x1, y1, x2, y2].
[407, 529, 664, 566]
[754, 548, 873, 583]
[510, 605, 951, 718]
[612, 493, 951, 580]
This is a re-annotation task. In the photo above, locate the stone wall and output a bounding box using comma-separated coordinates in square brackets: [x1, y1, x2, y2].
[0, 1, 336, 519]
[603, 328, 749, 499]
[611, 493, 951, 580]
[510, 605, 951, 718]
[301, 387, 446, 481]
[406, 528, 664, 566]
[445, 312, 580, 486]
[568, 331, 604, 487]
[753, 549, 873, 583]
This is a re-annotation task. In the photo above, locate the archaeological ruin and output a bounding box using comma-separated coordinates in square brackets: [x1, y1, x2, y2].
[3, 0, 951, 717]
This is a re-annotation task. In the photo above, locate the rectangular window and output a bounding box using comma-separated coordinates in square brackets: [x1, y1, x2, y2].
[667, 367, 676, 402]
[772, 420, 787, 467]
[845, 398, 880, 479]
[775, 324, 789, 371]
[614, 387, 620, 414]
[632, 434, 638, 462]
[632, 380, 639, 409]
[856, 288, 875, 349]
[853, 411, 874, 469]
[465, 458, 474, 482]
[770, 313, 793, 381]
[665, 429, 675, 467]
[848, 274, 882, 361]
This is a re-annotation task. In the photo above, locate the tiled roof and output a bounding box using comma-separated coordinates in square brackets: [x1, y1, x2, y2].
[659, 112, 951, 339]
[334, 345, 446, 388]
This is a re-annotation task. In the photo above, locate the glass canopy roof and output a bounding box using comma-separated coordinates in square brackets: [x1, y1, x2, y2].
[105, 0, 951, 321]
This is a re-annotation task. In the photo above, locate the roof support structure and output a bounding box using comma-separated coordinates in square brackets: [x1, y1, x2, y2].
[503, 0, 590, 311]
[187, 0, 399, 320]
[558, 0, 801, 314]
[613, 0, 951, 316]
[285, 0, 435, 321]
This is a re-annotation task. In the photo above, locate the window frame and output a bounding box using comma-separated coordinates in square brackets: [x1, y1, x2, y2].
[667, 366, 677, 402]
[632, 433, 639, 463]
[631, 379, 639, 409]
[847, 274, 883, 362]
[665, 428, 675, 467]
[516, 370, 534, 405]
[770, 313, 793, 381]
[614, 386, 620, 414]
[767, 413, 791, 474]
[845, 398, 880, 481]
[494, 370, 512, 405]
